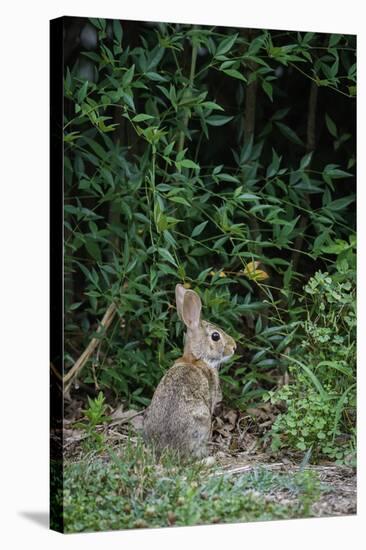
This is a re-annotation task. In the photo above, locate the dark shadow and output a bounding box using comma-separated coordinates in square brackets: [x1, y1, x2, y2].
[19, 511, 49, 529]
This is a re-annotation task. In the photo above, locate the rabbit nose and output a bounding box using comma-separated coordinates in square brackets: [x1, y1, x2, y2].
[230, 342, 236, 354]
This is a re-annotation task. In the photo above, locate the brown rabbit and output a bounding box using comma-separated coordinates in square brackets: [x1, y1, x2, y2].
[143, 284, 236, 459]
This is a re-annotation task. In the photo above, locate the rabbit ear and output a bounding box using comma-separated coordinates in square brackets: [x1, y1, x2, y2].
[175, 284, 186, 320]
[182, 290, 202, 330]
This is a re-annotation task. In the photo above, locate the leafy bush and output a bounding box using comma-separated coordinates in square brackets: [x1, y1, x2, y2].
[63, 18, 356, 454]
[266, 269, 356, 462]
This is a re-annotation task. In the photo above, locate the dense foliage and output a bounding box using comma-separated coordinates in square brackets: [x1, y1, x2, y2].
[63, 18, 356, 462]
[266, 266, 356, 461]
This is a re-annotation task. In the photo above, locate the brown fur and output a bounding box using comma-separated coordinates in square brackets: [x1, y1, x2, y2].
[143, 285, 236, 459]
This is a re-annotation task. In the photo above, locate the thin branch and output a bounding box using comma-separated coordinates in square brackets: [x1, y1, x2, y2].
[50, 362, 63, 381]
[288, 62, 354, 99]
[63, 302, 117, 391]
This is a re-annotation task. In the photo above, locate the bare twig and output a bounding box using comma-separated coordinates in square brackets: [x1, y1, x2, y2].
[63, 302, 117, 391]
[91, 340, 102, 391]
[50, 361, 63, 381]
[108, 410, 144, 428]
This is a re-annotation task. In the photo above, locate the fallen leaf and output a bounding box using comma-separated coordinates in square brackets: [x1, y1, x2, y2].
[224, 409, 238, 427]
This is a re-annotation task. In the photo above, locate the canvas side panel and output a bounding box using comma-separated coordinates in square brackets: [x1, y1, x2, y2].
[50, 16, 64, 534]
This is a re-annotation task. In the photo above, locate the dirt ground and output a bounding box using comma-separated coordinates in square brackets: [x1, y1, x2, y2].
[212, 454, 356, 517]
[62, 401, 356, 518]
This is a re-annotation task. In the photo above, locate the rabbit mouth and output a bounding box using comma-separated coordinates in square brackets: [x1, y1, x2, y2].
[204, 353, 232, 369]
[204, 359, 222, 369]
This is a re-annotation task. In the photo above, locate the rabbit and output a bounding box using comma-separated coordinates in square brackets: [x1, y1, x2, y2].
[143, 284, 236, 459]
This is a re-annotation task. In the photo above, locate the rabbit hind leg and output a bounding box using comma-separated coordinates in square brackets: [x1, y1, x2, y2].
[186, 408, 211, 458]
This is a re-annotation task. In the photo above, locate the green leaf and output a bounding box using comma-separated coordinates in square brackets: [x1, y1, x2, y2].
[237, 193, 260, 201]
[220, 60, 237, 70]
[325, 196, 355, 211]
[216, 33, 238, 56]
[89, 18, 106, 31]
[219, 174, 240, 183]
[64, 131, 80, 143]
[262, 80, 273, 101]
[85, 239, 102, 262]
[200, 101, 224, 111]
[147, 45, 165, 70]
[83, 137, 107, 160]
[112, 20, 123, 43]
[191, 221, 208, 237]
[283, 356, 327, 398]
[158, 248, 177, 266]
[222, 69, 246, 82]
[77, 81, 88, 104]
[68, 302, 82, 311]
[78, 178, 90, 190]
[213, 165, 224, 175]
[266, 149, 281, 177]
[169, 85, 177, 110]
[300, 152, 313, 170]
[329, 34, 342, 48]
[145, 72, 168, 82]
[176, 159, 200, 170]
[82, 52, 101, 63]
[206, 115, 234, 126]
[100, 168, 114, 189]
[168, 196, 191, 207]
[301, 32, 314, 44]
[157, 263, 177, 276]
[325, 113, 337, 138]
[323, 165, 352, 179]
[163, 142, 175, 156]
[275, 122, 304, 146]
[121, 91, 135, 111]
[132, 113, 154, 122]
[163, 229, 177, 247]
[122, 65, 135, 86]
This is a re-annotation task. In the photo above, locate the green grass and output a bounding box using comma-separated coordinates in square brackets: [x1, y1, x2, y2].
[61, 438, 322, 533]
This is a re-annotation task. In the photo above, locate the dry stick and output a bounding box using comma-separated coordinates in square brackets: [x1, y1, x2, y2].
[92, 337, 103, 391]
[63, 302, 117, 391]
[50, 361, 63, 381]
[108, 410, 144, 428]
[291, 80, 318, 273]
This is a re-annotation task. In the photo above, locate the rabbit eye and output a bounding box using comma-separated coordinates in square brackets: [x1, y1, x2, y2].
[211, 331, 220, 341]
